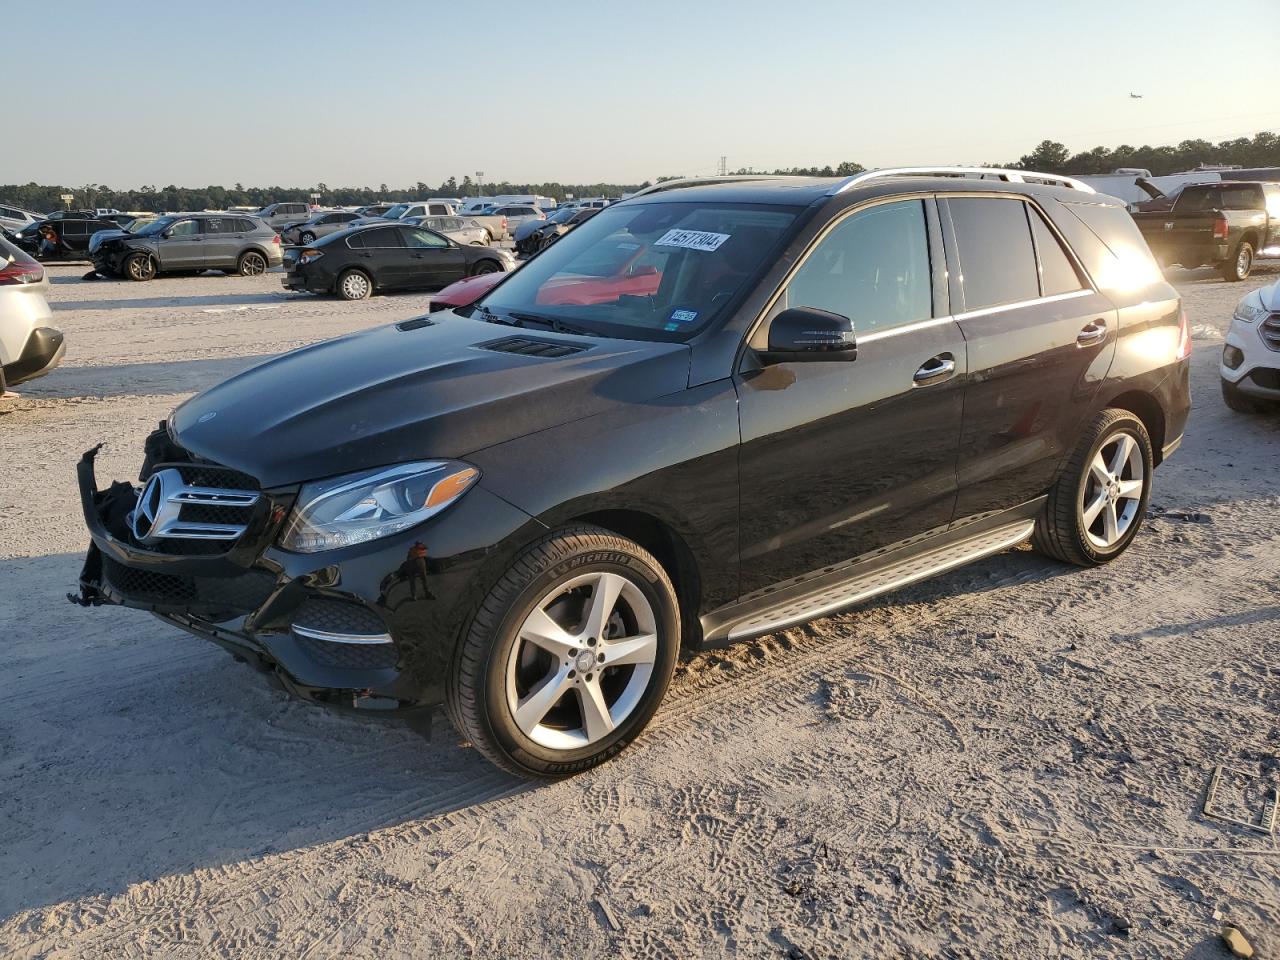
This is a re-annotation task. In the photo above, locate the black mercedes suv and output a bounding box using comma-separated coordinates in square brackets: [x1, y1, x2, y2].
[72, 169, 1191, 777]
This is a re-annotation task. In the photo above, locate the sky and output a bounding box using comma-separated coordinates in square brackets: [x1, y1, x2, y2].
[14, 0, 1280, 189]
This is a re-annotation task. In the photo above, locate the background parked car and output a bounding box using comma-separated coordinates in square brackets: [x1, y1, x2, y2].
[253, 202, 313, 231]
[356, 203, 396, 218]
[0, 204, 42, 235]
[0, 235, 63, 393]
[92, 214, 282, 281]
[490, 204, 545, 233]
[281, 211, 363, 245]
[282, 222, 512, 300]
[515, 207, 598, 256]
[406, 215, 490, 246]
[380, 201, 458, 220]
[513, 206, 578, 253]
[1133, 181, 1280, 280]
[14, 217, 121, 260]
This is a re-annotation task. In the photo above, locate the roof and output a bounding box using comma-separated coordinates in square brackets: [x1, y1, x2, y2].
[624, 173, 1121, 208]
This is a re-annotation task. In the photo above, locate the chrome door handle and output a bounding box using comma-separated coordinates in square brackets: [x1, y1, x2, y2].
[1077, 319, 1108, 346]
[913, 355, 956, 386]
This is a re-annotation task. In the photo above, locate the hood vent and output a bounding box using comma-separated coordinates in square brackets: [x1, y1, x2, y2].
[396, 317, 437, 331]
[481, 336, 589, 358]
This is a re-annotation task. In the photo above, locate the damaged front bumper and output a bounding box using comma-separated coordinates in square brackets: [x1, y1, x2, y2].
[70, 442, 439, 726]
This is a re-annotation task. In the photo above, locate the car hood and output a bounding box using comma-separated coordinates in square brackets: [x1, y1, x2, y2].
[513, 219, 549, 242]
[1253, 281, 1280, 313]
[170, 312, 691, 488]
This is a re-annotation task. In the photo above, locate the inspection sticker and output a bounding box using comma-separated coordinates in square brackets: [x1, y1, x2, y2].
[669, 309, 698, 323]
[655, 229, 730, 252]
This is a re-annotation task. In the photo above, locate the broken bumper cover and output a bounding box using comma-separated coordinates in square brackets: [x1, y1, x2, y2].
[70, 443, 531, 722]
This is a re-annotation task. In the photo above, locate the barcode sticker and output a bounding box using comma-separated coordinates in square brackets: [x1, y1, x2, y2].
[655, 229, 730, 252]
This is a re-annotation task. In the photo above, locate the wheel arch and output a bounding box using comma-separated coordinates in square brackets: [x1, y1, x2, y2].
[569, 508, 704, 648]
[1104, 390, 1167, 464]
[1239, 228, 1259, 248]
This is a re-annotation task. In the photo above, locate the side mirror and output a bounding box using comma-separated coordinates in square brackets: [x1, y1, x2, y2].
[161, 229, 173, 238]
[762, 307, 857, 363]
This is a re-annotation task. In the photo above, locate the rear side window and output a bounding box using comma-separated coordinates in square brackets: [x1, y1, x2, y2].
[1028, 208, 1086, 296]
[1176, 188, 1220, 212]
[1221, 185, 1262, 211]
[947, 197, 1039, 310]
[204, 218, 226, 233]
[786, 199, 932, 334]
[428, 204, 448, 215]
[358, 227, 403, 248]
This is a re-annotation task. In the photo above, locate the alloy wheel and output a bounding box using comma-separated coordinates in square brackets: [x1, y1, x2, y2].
[1080, 431, 1145, 549]
[505, 571, 658, 750]
[240, 253, 266, 276]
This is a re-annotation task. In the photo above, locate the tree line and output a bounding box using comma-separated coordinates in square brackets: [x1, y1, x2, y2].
[4, 132, 1277, 214]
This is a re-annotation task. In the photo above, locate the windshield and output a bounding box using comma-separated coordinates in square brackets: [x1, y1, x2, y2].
[382, 203, 410, 219]
[134, 216, 176, 236]
[479, 201, 798, 341]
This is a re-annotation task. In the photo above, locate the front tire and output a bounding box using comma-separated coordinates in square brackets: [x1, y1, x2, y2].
[1221, 241, 1254, 281]
[299, 231, 316, 244]
[446, 525, 680, 778]
[471, 259, 501, 276]
[1033, 409, 1153, 566]
[1221, 379, 1273, 413]
[125, 253, 156, 282]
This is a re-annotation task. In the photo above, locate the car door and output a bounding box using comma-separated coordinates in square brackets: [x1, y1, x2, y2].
[735, 197, 967, 595]
[201, 216, 239, 267]
[940, 194, 1117, 522]
[354, 225, 410, 290]
[157, 217, 207, 269]
[400, 226, 465, 288]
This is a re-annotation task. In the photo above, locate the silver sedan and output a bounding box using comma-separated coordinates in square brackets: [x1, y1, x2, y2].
[408, 215, 490, 246]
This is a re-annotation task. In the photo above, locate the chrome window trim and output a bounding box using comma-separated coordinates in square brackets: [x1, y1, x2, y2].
[953, 288, 1093, 322]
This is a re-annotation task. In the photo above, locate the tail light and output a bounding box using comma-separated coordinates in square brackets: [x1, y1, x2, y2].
[273, 234, 282, 245]
[1175, 308, 1192, 361]
[298, 248, 323, 265]
[1212, 215, 1228, 241]
[0, 258, 44, 285]
[501, 217, 508, 230]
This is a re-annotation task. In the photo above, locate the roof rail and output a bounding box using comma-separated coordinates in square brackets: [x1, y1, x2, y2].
[830, 167, 1097, 195]
[626, 175, 793, 200]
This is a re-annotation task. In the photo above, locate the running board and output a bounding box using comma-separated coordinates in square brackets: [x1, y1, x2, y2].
[712, 518, 1035, 644]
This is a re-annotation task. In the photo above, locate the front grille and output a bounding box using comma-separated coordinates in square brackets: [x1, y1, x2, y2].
[1261, 315, 1280, 352]
[102, 556, 277, 615]
[134, 462, 261, 556]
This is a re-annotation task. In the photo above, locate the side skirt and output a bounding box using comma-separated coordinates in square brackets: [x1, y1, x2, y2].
[698, 501, 1043, 648]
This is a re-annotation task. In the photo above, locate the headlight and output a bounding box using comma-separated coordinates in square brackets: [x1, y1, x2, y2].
[1233, 300, 1269, 324]
[279, 461, 479, 553]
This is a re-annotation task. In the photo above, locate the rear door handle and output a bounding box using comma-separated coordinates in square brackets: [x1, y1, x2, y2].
[913, 354, 956, 386]
[1077, 318, 1108, 346]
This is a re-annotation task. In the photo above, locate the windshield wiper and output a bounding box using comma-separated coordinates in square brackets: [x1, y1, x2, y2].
[506, 311, 595, 337]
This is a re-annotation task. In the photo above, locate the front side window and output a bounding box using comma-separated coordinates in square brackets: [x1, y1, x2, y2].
[403, 228, 448, 249]
[948, 197, 1039, 310]
[167, 219, 200, 237]
[784, 200, 932, 335]
[480, 200, 797, 341]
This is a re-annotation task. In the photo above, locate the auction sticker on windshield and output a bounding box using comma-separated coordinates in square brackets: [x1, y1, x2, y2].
[655, 229, 730, 252]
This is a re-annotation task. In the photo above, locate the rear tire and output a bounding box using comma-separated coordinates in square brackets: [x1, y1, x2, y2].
[446, 525, 680, 778]
[237, 250, 268, 276]
[1033, 409, 1153, 567]
[125, 253, 156, 282]
[1221, 241, 1253, 281]
[471, 259, 501, 276]
[300, 231, 316, 244]
[336, 268, 372, 300]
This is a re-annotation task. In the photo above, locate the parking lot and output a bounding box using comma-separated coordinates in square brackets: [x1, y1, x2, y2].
[1, 263, 1278, 957]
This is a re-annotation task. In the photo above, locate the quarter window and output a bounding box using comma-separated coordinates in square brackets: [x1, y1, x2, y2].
[1028, 208, 1085, 296]
[785, 199, 932, 335]
[947, 197, 1040, 310]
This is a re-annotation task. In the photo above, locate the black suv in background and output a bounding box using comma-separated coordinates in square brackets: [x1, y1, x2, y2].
[92, 214, 283, 280]
[72, 169, 1190, 778]
[11, 215, 122, 260]
[1133, 181, 1280, 281]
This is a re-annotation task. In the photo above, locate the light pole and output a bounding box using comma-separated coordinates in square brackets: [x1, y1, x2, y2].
[476, 171, 485, 197]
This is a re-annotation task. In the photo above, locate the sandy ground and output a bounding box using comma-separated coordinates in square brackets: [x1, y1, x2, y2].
[1, 262, 1278, 959]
